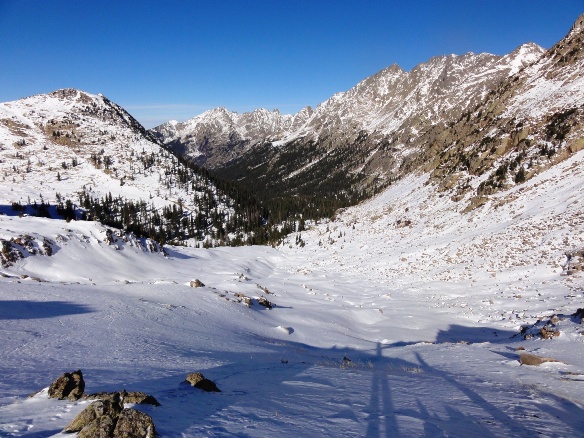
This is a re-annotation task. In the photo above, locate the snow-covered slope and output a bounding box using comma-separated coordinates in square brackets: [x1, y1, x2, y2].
[0, 89, 166, 205]
[1, 145, 583, 436]
[1, 14, 584, 438]
[0, 88, 239, 244]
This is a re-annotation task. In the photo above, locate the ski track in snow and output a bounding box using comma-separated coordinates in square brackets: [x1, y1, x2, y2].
[0, 150, 584, 436]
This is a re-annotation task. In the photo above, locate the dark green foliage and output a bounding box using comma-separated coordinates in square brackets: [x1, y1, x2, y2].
[495, 163, 508, 181]
[539, 144, 556, 159]
[57, 199, 76, 222]
[515, 167, 526, 184]
[11, 201, 25, 212]
[210, 138, 375, 230]
[546, 108, 577, 141]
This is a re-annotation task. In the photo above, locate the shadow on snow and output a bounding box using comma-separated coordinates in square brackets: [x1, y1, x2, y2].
[0, 300, 94, 320]
[90, 324, 584, 437]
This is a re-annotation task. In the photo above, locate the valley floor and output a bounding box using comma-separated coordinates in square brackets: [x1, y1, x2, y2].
[1, 155, 584, 436]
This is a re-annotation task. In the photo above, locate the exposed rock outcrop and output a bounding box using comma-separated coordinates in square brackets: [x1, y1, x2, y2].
[63, 391, 156, 438]
[184, 372, 221, 392]
[85, 390, 160, 406]
[190, 279, 205, 288]
[48, 370, 85, 401]
[519, 352, 562, 366]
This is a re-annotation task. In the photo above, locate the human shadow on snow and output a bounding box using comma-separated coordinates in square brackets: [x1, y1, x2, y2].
[106, 324, 583, 438]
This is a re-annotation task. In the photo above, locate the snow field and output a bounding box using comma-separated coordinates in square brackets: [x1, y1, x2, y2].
[1, 149, 584, 435]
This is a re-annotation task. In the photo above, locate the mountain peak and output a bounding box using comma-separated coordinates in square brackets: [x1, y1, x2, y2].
[568, 13, 584, 38]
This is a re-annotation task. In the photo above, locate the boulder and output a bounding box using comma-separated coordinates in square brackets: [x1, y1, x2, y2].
[519, 352, 561, 366]
[124, 391, 161, 407]
[573, 308, 584, 324]
[258, 297, 273, 309]
[190, 279, 205, 288]
[85, 390, 160, 406]
[113, 409, 156, 438]
[63, 397, 123, 433]
[185, 372, 221, 392]
[48, 370, 85, 401]
[63, 392, 155, 438]
[77, 415, 116, 438]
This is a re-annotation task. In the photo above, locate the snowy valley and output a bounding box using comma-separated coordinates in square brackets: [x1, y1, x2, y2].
[0, 13, 584, 438]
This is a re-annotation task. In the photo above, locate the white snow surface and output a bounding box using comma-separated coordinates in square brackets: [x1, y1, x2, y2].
[0, 89, 231, 219]
[1, 148, 584, 436]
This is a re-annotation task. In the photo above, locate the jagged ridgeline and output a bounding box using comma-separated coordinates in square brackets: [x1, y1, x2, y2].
[3, 15, 584, 247]
[0, 89, 302, 247]
[153, 14, 584, 217]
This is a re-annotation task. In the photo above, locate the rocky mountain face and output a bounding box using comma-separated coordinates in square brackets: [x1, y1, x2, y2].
[152, 16, 583, 216]
[419, 13, 584, 211]
[151, 40, 546, 198]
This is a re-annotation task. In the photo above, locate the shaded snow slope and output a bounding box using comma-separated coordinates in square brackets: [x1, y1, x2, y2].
[1, 148, 583, 436]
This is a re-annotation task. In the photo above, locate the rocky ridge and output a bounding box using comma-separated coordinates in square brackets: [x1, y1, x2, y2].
[152, 42, 545, 174]
[152, 16, 583, 214]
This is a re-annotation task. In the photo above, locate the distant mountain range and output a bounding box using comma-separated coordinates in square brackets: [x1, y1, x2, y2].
[1, 14, 583, 247]
[151, 14, 584, 214]
[152, 43, 544, 167]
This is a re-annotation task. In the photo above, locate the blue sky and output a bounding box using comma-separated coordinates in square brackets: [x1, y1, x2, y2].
[0, 1, 582, 128]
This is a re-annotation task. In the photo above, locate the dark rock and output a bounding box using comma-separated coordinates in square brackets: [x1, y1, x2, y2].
[540, 325, 560, 339]
[48, 370, 85, 401]
[77, 415, 116, 438]
[63, 397, 124, 433]
[258, 297, 273, 309]
[185, 372, 221, 392]
[113, 409, 156, 438]
[105, 229, 115, 245]
[123, 391, 161, 407]
[85, 390, 160, 406]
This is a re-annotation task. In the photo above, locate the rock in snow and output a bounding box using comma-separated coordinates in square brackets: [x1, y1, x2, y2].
[48, 370, 85, 401]
[184, 372, 221, 392]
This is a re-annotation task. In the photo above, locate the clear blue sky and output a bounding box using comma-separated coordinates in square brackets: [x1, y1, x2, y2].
[0, 1, 582, 128]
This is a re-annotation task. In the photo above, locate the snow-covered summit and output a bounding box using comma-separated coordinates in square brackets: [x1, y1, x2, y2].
[0, 88, 237, 243]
